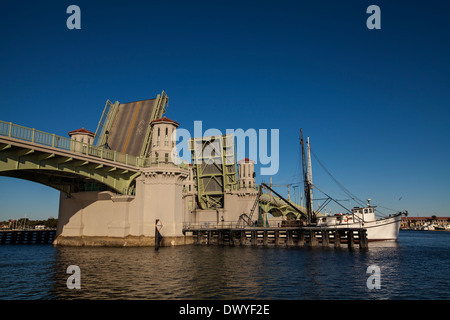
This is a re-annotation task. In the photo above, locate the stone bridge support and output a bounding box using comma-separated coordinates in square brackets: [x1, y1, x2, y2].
[54, 165, 191, 246]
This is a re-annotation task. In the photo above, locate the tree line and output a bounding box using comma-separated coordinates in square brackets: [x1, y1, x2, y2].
[0, 217, 58, 229]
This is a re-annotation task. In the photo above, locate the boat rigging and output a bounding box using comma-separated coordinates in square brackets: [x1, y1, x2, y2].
[297, 129, 408, 240]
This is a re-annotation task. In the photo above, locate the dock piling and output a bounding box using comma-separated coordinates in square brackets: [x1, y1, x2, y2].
[185, 226, 366, 250]
[0, 230, 56, 245]
[347, 230, 355, 250]
[334, 230, 342, 248]
[359, 229, 368, 250]
[322, 229, 330, 247]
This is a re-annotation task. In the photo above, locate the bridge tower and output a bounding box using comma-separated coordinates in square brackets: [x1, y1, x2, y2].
[68, 128, 95, 144]
[238, 157, 255, 189]
[149, 117, 179, 164]
[68, 128, 95, 153]
[134, 116, 189, 243]
[54, 114, 190, 246]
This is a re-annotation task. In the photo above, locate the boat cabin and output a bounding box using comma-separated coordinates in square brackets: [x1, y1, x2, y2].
[351, 199, 376, 223]
[352, 207, 375, 215]
[316, 199, 377, 226]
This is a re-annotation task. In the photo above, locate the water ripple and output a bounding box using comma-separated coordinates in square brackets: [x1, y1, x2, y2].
[0, 231, 449, 300]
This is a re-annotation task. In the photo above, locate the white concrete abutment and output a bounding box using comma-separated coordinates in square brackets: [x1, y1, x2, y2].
[53, 165, 193, 246]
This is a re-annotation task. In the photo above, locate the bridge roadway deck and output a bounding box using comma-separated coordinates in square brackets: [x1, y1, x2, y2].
[0, 135, 140, 172]
[0, 134, 142, 194]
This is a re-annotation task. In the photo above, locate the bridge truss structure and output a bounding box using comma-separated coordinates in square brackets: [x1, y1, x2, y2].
[189, 134, 238, 210]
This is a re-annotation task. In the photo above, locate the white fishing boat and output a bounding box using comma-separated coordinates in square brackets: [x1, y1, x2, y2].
[316, 199, 407, 241]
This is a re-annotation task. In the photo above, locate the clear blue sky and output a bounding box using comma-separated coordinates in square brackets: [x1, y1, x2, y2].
[0, 0, 449, 220]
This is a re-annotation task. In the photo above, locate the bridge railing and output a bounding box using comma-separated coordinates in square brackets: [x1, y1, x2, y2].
[0, 120, 194, 171]
[183, 221, 247, 230]
[0, 120, 140, 167]
[139, 156, 190, 170]
[182, 220, 296, 230]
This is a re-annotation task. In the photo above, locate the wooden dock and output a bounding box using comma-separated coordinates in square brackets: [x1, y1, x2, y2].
[184, 226, 368, 250]
[0, 229, 56, 244]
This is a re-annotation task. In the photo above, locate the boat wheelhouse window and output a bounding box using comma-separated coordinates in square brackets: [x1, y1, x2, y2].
[364, 209, 368, 214]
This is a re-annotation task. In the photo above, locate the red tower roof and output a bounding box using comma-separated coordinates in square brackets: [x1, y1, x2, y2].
[238, 157, 255, 163]
[151, 116, 180, 127]
[68, 128, 95, 136]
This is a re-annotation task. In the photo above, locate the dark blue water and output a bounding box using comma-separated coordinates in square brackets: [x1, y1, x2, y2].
[0, 231, 448, 300]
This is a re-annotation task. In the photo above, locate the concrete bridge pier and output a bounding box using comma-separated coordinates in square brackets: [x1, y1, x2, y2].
[136, 166, 191, 246]
[54, 165, 192, 246]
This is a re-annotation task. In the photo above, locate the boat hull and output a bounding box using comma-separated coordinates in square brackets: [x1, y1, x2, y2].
[318, 214, 403, 241]
[364, 214, 402, 241]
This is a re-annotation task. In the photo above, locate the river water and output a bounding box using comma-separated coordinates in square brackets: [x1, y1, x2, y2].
[0, 230, 448, 300]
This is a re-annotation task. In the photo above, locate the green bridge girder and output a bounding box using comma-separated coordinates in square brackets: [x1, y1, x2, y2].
[0, 137, 140, 195]
[189, 134, 238, 210]
[258, 192, 320, 220]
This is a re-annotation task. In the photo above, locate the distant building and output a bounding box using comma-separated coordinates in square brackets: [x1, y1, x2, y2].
[401, 216, 449, 229]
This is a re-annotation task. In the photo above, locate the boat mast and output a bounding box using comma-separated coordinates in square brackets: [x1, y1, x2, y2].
[300, 129, 313, 225]
[307, 137, 313, 214]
